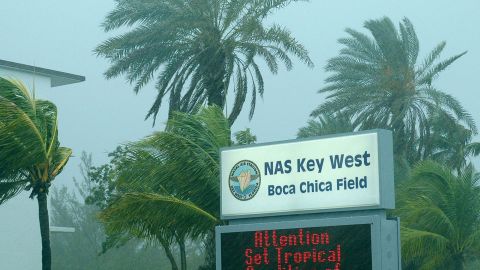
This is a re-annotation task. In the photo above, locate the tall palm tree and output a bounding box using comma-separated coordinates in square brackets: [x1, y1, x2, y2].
[100, 106, 230, 269]
[95, 0, 313, 125]
[0, 78, 72, 270]
[312, 17, 475, 163]
[397, 161, 480, 269]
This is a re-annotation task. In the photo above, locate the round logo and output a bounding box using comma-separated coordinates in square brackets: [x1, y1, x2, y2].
[229, 160, 261, 201]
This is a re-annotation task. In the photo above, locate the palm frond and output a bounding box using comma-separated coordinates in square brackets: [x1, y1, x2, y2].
[397, 161, 480, 267]
[0, 77, 70, 199]
[0, 176, 29, 204]
[100, 192, 219, 238]
[102, 106, 230, 242]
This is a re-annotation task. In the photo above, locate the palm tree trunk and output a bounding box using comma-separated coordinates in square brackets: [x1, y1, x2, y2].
[391, 107, 408, 160]
[204, 44, 227, 109]
[206, 68, 226, 108]
[37, 192, 51, 270]
[159, 238, 178, 270]
[178, 237, 187, 270]
[198, 230, 216, 270]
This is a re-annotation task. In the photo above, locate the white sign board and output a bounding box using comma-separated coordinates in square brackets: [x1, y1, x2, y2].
[220, 130, 394, 219]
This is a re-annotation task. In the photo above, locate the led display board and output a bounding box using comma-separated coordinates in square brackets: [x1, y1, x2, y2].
[220, 224, 371, 270]
[220, 130, 394, 219]
[216, 215, 401, 270]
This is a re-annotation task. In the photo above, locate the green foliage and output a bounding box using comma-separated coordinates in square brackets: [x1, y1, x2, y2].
[98, 106, 230, 269]
[297, 112, 355, 138]
[234, 128, 257, 145]
[100, 106, 229, 233]
[50, 187, 167, 270]
[95, 0, 313, 124]
[466, 259, 480, 270]
[84, 147, 130, 210]
[102, 193, 219, 239]
[0, 78, 71, 202]
[49, 153, 206, 269]
[312, 17, 475, 163]
[426, 112, 480, 173]
[397, 161, 480, 269]
[300, 18, 480, 269]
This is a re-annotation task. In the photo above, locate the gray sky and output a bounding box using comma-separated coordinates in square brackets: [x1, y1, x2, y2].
[1, 0, 479, 170]
[0, 0, 479, 269]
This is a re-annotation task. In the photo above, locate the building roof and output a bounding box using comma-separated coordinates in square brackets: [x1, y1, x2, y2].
[0, 59, 85, 87]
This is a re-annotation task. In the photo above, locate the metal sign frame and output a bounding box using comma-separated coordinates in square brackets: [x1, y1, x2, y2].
[216, 212, 401, 270]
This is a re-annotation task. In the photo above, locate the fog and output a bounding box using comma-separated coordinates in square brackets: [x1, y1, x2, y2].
[0, 0, 479, 269]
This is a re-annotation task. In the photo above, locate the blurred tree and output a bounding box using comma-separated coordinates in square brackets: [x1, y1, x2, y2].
[425, 112, 480, 175]
[397, 161, 480, 269]
[466, 259, 480, 270]
[95, 0, 313, 125]
[51, 152, 205, 270]
[0, 78, 72, 270]
[84, 147, 130, 210]
[297, 112, 355, 138]
[50, 187, 167, 270]
[234, 128, 257, 145]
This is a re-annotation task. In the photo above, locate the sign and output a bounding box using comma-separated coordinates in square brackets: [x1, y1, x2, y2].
[220, 224, 371, 270]
[221, 130, 394, 219]
[216, 130, 401, 270]
[216, 215, 401, 270]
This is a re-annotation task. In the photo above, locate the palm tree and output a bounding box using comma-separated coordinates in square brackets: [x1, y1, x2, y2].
[397, 161, 480, 269]
[297, 112, 355, 138]
[312, 17, 475, 163]
[0, 78, 72, 270]
[425, 112, 480, 174]
[99, 106, 230, 269]
[234, 128, 257, 145]
[95, 0, 313, 125]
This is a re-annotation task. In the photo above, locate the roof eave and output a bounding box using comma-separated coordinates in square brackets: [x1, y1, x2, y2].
[0, 59, 85, 87]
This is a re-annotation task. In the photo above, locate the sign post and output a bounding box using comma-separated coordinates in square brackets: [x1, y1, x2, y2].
[216, 130, 401, 270]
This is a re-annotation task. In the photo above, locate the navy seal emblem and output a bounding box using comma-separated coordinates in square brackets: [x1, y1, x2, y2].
[229, 160, 261, 201]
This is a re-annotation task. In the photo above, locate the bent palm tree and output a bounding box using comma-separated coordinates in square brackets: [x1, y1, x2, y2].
[100, 106, 230, 269]
[313, 17, 475, 163]
[96, 0, 313, 125]
[0, 78, 72, 270]
[397, 161, 480, 269]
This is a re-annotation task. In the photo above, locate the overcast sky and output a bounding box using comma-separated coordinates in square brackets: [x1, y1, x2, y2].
[1, 0, 479, 269]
